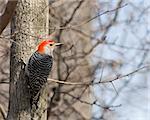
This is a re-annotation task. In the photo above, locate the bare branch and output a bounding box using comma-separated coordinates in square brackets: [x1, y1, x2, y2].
[48, 65, 149, 85]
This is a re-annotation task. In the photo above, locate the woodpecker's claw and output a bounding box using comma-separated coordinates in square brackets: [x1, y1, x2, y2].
[18, 59, 26, 70]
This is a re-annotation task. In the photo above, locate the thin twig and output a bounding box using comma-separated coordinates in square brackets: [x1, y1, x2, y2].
[70, 3, 128, 28]
[47, 65, 149, 85]
[48, 79, 86, 85]
[32, 3, 128, 30]
[100, 65, 149, 83]
[110, 82, 119, 96]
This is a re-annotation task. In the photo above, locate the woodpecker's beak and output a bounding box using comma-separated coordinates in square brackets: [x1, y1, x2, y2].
[55, 43, 63, 46]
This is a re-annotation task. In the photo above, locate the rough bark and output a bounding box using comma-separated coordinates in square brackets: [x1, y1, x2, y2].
[7, 0, 49, 120]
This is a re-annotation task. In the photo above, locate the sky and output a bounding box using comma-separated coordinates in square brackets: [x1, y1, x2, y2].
[92, 0, 150, 120]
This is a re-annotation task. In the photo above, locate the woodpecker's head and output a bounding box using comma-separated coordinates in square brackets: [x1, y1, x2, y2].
[37, 40, 63, 56]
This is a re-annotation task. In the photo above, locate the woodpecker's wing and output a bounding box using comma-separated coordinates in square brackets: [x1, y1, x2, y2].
[25, 51, 53, 97]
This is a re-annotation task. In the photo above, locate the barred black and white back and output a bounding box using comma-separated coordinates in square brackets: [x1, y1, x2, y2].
[25, 51, 53, 99]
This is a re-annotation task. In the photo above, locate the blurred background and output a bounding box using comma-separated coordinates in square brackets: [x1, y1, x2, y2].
[0, 0, 149, 120]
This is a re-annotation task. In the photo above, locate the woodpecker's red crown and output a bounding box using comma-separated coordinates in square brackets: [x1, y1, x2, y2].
[37, 40, 54, 54]
[37, 40, 63, 55]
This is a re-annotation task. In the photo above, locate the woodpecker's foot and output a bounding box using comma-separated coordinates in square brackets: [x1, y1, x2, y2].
[18, 59, 26, 70]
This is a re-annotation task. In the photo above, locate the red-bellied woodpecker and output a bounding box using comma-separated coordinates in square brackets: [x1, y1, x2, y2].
[25, 39, 63, 107]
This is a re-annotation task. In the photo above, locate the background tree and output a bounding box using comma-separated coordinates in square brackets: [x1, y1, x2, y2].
[0, 0, 17, 35]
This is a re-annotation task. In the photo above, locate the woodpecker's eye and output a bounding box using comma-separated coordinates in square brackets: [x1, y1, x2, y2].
[49, 44, 53, 46]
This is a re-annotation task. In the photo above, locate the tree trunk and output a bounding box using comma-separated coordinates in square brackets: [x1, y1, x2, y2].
[7, 0, 49, 120]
